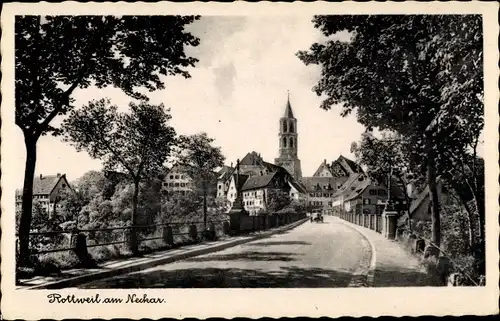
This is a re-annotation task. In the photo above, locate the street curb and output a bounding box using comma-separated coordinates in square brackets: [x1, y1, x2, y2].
[23, 218, 309, 289]
[336, 218, 377, 287]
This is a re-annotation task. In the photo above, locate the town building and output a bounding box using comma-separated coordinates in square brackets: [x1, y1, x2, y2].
[288, 179, 307, 205]
[15, 173, 72, 219]
[162, 165, 195, 196]
[216, 151, 294, 200]
[299, 157, 363, 214]
[226, 172, 250, 208]
[301, 176, 349, 213]
[332, 173, 407, 218]
[274, 93, 303, 180]
[216, 165, 234, 199]
[241, 171, 291, 215]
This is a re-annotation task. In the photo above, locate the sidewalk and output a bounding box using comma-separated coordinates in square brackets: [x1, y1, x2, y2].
[17, 219, 308, 289]
[335, 217, 440, 287]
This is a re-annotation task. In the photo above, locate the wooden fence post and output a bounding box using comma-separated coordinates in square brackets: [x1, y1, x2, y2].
[162, 225, 174, 247]
[71, 230, 95, 268]
[223, 221, 230, 235]
[189, 224, 198, 242]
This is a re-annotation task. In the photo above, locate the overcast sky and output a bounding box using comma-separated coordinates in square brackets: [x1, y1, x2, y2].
[13, 16, 373, 184]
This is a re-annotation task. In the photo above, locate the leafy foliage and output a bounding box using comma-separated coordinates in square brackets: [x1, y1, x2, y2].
[62, 99, 176, 179]
[298, 14, 484, 248]
[16, 15, 200, 136]
[266, 189, 292, 213]
[61, 100, 177, 254]
[175, 133, 225, 227]
[16, 15, 200, 264]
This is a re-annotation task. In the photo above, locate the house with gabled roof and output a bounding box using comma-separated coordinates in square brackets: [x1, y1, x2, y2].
[288, 179, 307, 205]
[15, 173, 72, 219]
[241, 171, 291, 215]
[162, 164, 195, 196]
[226, 173, 250, 208]
[332, 173, 407, 219]
[216, 151, 293, 202]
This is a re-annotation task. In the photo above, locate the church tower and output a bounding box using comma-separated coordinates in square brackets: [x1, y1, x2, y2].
[275, 92, 302, 180]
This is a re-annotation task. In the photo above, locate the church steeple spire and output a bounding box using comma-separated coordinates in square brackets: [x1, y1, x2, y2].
[275, 91, 302, 180]
[284, 90, 294, 118]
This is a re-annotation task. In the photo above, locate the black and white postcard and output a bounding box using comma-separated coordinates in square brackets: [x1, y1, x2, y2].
[1, 1, 499, 319]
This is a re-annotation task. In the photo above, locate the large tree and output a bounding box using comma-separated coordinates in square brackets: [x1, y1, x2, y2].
[298, 15, 483, 249]
[351, 131, 414, 220]
[15, 15, 200, 264]
[61, 99, 177, 254]
[176, 133, 225, 229]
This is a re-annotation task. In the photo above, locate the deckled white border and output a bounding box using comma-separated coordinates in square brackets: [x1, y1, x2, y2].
[2, 1, 499, 319]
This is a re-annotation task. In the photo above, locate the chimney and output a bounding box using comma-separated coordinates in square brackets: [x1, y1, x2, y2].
[231, 162, 233, 168]
[40, 174, 43, 180]
[57, 173, 61, 177]
[324, 159, 327, 164]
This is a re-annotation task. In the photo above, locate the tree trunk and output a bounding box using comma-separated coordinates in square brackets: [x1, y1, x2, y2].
[129, 179, 140, 255]
[470, 188, 485, 275]
[18, 136, 37, 266]
[203, 186, 208, 230]
[426, 148, 441, 248]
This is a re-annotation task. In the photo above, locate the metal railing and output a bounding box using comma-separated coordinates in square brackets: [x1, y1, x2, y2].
[396, 226, 482, 286]
[17, 219, 229, 256]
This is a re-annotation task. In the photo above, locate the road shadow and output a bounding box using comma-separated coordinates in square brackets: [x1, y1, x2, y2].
[374, 268, 442, 287]
[183, 251, 302, 263]
[245, 241, 312, 247]
[79, 266, 355, 288]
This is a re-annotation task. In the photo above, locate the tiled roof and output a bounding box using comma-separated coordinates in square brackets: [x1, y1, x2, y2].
[343, 176, 372, 201]
[289, 179, 307, 194]
[333, 173, 365, 197]
[409, 185, 430, 214]
[32, 174, 64, 195]
[241, 173, 276, 191]
[337, 155, 363, 174]
[300, 176, 348, 193]
[233, 174, 250, 191]
[240, 151, 262, 166]
[313, 161, 334, 177]
[217, 166, 234, 180]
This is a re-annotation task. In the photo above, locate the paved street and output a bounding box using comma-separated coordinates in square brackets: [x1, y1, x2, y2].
[79, 216, 372, 288]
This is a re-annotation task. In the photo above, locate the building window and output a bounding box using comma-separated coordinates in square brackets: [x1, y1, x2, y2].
[218, 185, 222, 190]
[170, 175, 173, 179]
[175, 175, 179, 179]
[290, 137, 294, 148]
[283, 137, 287, 148]
[181, 183, 186, 187]
[175, 183, 180, 187]
[289, 121, 294, 133]
[283, 120, 288, 133]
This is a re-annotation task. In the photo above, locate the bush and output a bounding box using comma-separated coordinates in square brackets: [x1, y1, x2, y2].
[37, 251, 80, 272]
[88, 244, 123, 262]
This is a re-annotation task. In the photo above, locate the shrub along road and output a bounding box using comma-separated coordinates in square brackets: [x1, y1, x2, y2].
[79, 216, 372, 288]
